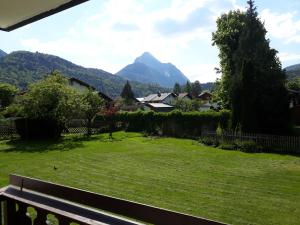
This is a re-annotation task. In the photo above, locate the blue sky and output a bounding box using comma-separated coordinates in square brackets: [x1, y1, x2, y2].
[1, 0, 300, 83]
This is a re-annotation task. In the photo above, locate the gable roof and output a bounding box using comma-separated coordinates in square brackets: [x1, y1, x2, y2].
[98, 92, 113, 102]
[146, 103, 174, 108]
[177, 93, 192, 99]
[144, 93, 176, 102]
[0, 0, 88, 31]
[68, 77, 95, 90]
[199, 92, 212, 98]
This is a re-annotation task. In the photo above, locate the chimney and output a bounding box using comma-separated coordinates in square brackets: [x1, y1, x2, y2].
[157, 91, 161, 97]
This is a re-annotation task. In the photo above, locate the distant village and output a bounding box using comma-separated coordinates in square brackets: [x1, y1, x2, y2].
[69, 77, 220, 113]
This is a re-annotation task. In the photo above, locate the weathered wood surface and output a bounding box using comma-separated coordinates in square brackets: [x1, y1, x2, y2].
[7, 174, 226, 225]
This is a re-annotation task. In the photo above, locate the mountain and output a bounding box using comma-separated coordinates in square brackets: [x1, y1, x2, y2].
[0, 51, 170, 98]
[116, 52, 190, 88]
[285, 63, 300, 79]
[0, 49, 7, 58]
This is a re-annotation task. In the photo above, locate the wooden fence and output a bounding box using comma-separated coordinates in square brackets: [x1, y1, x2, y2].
[202, 130, 300, 153]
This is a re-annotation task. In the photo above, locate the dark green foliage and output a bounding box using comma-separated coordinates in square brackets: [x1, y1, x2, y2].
[0, 51, 170, 98]
[15, 118, 63, 139]
[81, 90, 104, 135]
[199, 136, 219, 147]
[184, 81, 192, 95]
[287, 77, 300, 90]
[234, 140, 262, 152]
[10, 72, 82, 139]
[212, 0, 289, 134]
[171, 99, 202, 112]
[173, 82, 181, 95]
[191, 81, 202, 98]
[0, 83, 18, 109]
[96, 110, 230, 138]
[121, 81, 135, 100]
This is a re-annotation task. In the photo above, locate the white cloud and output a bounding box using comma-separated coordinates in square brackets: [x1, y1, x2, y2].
[278, 52, 300, 62]
[261, 9, 300, 44]
[181, 63, 220, 83]
[20, 0, 236, 82]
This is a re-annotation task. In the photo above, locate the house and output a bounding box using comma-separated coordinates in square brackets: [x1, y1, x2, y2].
[68, 77, 95, 93]
[145, 103, 174, 112]
[177, 93, 192, 100]
[68, 77, 113, 103]
[198, 91, 212, 101]
[143, 92, 177, 105]
[98, 92, 113, 103]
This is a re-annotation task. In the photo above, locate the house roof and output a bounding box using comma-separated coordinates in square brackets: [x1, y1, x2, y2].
[136, 98, 145, 102]
[144, 93, 175, 102]
[177, 93, 192, 99]
[0, 0, 88, 31]
[146, 103, 174, 108]
[98, 92, 113, 102]
[199, 92, 212, 97]
[69, 77, 95, 90]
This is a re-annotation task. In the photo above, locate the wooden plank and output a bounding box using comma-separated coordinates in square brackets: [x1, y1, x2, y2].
[2, 187, 132, 225]
[9, 174, 226, 225]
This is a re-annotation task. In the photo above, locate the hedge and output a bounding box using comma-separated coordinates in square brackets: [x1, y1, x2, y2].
[15, 118, 63, 139]
[95, 110, 230, 138]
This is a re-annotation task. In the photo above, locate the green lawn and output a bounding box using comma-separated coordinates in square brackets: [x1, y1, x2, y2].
[0, 132, 299, 225]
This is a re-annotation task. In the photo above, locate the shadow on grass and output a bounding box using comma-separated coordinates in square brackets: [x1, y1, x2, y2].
[3, 135, 99, 153]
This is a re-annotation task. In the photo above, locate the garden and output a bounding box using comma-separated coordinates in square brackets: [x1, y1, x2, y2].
[0, 132, 299, 225]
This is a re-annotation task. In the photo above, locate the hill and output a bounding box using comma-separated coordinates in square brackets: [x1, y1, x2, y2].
[0, 51, 169, 97]
[0, 49, 7, 58]
[285, 63, 300, 79]
[116, 52, 190, 88]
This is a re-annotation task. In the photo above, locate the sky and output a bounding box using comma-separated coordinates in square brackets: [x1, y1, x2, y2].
[1, 0, 300, 83]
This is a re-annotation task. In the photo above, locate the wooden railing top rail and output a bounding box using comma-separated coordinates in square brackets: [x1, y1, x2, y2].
[1, 186, 137, 225]
[9, 174, 226, 225]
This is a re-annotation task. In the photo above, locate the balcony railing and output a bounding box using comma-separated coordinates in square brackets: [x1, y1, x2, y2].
[0, 174, 226, 225]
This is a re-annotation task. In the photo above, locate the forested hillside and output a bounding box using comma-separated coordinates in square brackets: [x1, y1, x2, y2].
[0, 51, 169, 97]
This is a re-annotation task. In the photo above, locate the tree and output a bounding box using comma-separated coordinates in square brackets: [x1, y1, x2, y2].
[287, 77, 300, 91]
[184, 81, 192, 95]
[173, 83, 181, 95]
[0, 83, 18, 109]
[81, 90, 104, 136]
[101, 104, 119, 139]
[212, 0, 289, 134]
[121, 81, 134, 101]
[10, 71, 82, 138]
[191, 81, 202, 98]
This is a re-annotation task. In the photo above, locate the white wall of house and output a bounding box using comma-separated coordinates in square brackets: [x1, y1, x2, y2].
[70, 81, 89, 93]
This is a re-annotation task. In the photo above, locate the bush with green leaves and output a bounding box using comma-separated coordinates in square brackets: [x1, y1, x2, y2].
[0, 83, 18, 109]
[234, 140, 263, 153]
[9, 72, 83, 138]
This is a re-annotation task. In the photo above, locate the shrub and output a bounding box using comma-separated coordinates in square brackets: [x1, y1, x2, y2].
[219, 141, 236, 150]
[234, 140, 262, 153]
[199, 136, 219, 146]
[10, 72, 83, 139]
[15, 118, 63, 139]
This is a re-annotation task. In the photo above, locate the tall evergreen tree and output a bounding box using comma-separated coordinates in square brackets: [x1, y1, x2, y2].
[173, 83, 181, 95]
[191, 81, 202, 98]
[121, 81, 134, 100]
[184, 81, 192, 95]
[212, 0, 289, 134]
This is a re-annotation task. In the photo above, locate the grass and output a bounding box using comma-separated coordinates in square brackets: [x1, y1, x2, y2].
[0, 132, 299, 225]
